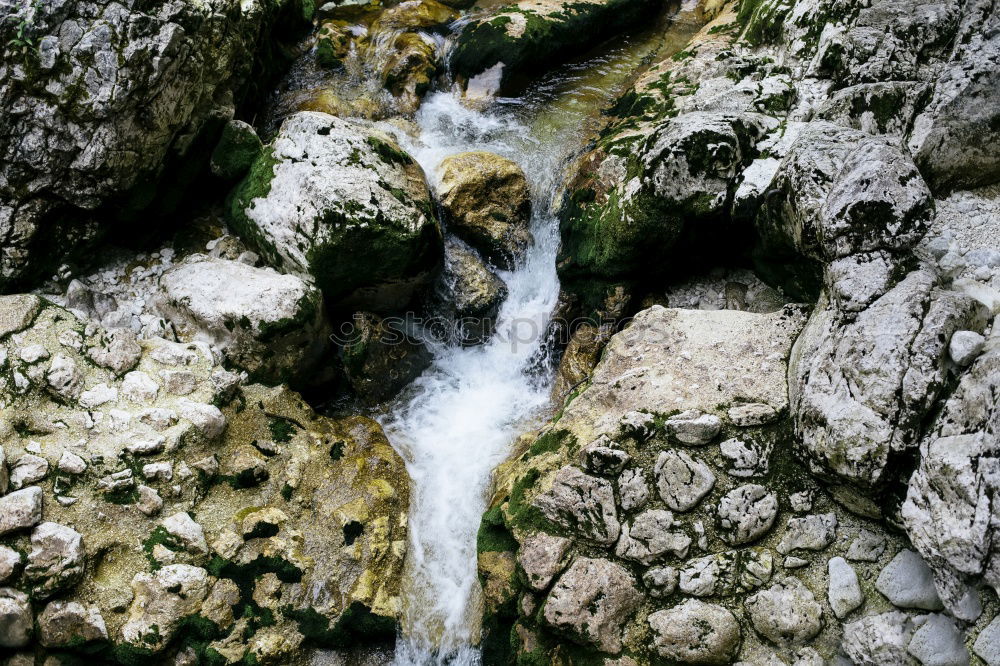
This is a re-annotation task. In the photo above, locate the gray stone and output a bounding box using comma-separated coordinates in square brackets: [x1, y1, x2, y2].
[57, 451, 87, 475]
[716, 484, 778, 545]
[0, 546, 21, 583]
[847, 529, 887, 562]
[580, 438, 630, 476]
[648, 599, 741, 665]
[828, 557, 863, 619]
[534, 466, 620, 545]
[654, 450, 715, 512]
[663, 410, 722, 445]
[38, 600, 107, 647]
[642, 566, 678, 598]
[542, 557, 641, 653]
[907, 614, 970, 666]
[0, 486, 43, 535]
[617, 468, 649, 512]
[777, 513, 838, 554]
[24, 522, 85, 599]
[121, 565, 211, 650]
[0, 295, 41, 339]
[728, 403, 780, 426]
[949, 330, 985, 366]
[0, 587, 31, 648]
[720, 437, 769, 478]
[746, 578, 823, 647]
[876, 550, 944, 611]
[87, 329, 142, 376]
[842, 612, 916, 666]
[161, 512, 209, 555]
[615, 509, 691, 564]
[9, 454, 48, 489]
[518, 533, 572, 592]
[974, 614, 1000, 666]
[137, 486, 164, 517]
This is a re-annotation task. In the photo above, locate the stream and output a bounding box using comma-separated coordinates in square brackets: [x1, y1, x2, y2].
[373, 7, 705, 662]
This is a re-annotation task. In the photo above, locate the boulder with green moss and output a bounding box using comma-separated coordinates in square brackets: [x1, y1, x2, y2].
[0, 295, 409, 664]
[228, 111, 442, 312]
[449, 0, 662, 93]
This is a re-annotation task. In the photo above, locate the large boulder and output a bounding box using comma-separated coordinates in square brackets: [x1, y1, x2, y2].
[436, 151, 532, 270]
[228, 111, 442, 311]
[155, 254, 331, 385]
[449, 0, 662, 92]
[0, 0, 306, 291]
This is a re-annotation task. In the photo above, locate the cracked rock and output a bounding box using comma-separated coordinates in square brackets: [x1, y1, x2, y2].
[717, 484, 778, 545]
[533, 466, 620, 544]
[615, 509, 691, 564]
[746, 578, 824, 647]
[654, 450, 715, 512]
[649, 599, 741, 665]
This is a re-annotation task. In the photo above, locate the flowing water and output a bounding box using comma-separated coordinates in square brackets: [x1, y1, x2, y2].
[374, 6, 706, 662]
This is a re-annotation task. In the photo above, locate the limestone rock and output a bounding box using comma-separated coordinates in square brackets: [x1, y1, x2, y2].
[875, 550, 944, 611]
[229, 112, 441, 310]
[655, 450, 716, 513]
[161, 513, 209, 556]
[648, 599, 741, 665]
[663, 410, 722, 445]
[542, 557, 641, 654]
[339, 311, 431, 403]
[746, 578, 824, 647]
[121, 564, 211, 651]
[777, 514, 838, 555]
[716, 484, 778, 545]
[9, 454, 48, 489]
[436, 151, 532, 269]
[24, 522, 85, 599]
[533, 466, 620, 544]
[907, 614, 970, 666]
[615, 509, 691, 564]
[439, 238, 508, 345]
[0, 587, 31, 648]
[828, 557, 863, 619]
[155, 254, 331, 384]
[842, 612, 916, 666]
[37, 601, 107, 648]
[518, 532, 572, 592]
[0, 487, 43, 536]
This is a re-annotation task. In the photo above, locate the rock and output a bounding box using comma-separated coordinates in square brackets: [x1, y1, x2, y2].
[518, 532, 572, 592]
[654, 449, 716, 513]
[86, 329, 142, 376]
[449, 0, 659, 91]
[561, 113, 771, 280]
[211, 120, 263, 181]
[828, 557, 863, 619]
[789, 490, 813, 513]
[716, 484, 778, 545]
[746, 578, 824, 647]
[0, 295, 41, 339]
[9, 454, 48, 489]
[580, 437, 630, 476]
[440, 239, 508, 345]
[0, 486, 43, 535]
[122, 371, 159, 404]
[615, 509, 691, 564]
[46, 353, 83, 400]
[949, 330, 985, 366]
[663, 410, 722, 445]
[907, 614, 970, 666]
[541, 557, 641, 653]
[777, 514, 838, 555]
[533, 466, 620, 544]
[136, 486, 163, 517]
[57, 451, 87, 475]
[339, 311, 431, 403]
[0, 588, 31, 648]
[436, 152, 532, 269]
[37, 601, 107, 647]
[0, 0, 306, 290]
[643, 566, 678, 598]
[202, 579, 241, 630]
[617, 468, 649, 512]
[176, 399, 227, 440]
[121, 565, 211, 651]
[847, 530, 887, 562]
[876, 550, 944, 611]
[648, 599, 742, 665]
[791, 271, 987, 488]
[229, 112, 441, 311]
[842, 612, 916, 666]
[728, 403, 780, 426]
[24, 522, 85, 599]
[156, 255, 331, 384]
[0, 547, 20, 583]
[161, 513, 209, 555]
[553, 305, 806, 447]
[720, 437, 769, 478]
[974, 614, 1000, 665]
[679, 554, 730, 597]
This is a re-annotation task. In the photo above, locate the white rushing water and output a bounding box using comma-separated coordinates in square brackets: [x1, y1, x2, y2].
[380, 90, 563, 665]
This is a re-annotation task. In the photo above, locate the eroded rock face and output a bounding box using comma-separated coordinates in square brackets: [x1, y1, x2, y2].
[533, 466, 620, 544]
[0, 298, 410, 661]
[229, 111, 442, 310]
[0, 0, 305, 291]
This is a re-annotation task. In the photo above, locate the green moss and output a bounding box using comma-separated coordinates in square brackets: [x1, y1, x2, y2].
[211, 122, 264, 181]
[525, 429, 575, 459]
[287, 602, 397, 648]
[365, 136, 413, 167]
[142, 526, 185, 570]
[268, 416, 296, 443]
[477, 506, 519, 554]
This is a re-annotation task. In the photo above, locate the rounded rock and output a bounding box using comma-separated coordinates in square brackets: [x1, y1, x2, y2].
[649, 599, 741, 664]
